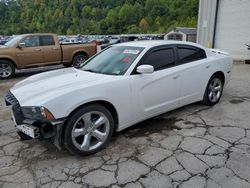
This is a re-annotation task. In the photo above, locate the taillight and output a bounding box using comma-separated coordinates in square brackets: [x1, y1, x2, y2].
[94, 44, 97, 54]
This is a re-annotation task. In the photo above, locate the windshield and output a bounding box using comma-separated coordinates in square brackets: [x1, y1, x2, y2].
[5, 35, 22, 47]
[80, 46, 144, 75]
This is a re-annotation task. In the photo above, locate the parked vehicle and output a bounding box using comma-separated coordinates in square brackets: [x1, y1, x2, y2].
[100, 37, 120, 50]
[0, 33, 97, 79]
[0, 39, 8, 45]
[5, 41, 233, 155]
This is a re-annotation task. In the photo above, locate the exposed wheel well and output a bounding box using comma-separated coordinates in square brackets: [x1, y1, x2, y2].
[212, 71, 225, 84]
[65, 100, 119, 130]
[72, 52, 88, 62]
[0, 58, 17, 68]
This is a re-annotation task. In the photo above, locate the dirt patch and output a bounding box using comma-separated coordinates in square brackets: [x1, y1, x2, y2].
[122, 117, 182, 138]
[0, 109, 11, 122]
[230, 99, 244, 104]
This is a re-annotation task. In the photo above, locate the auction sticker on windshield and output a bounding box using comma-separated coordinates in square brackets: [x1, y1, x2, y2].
[123, 49, 140, 54]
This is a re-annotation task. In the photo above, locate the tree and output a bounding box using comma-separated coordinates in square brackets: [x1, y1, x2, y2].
[0, 0, 199, 35]
[139, 18, 149, 31]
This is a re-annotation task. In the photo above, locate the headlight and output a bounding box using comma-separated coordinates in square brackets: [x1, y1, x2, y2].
[21, 106, 55, 121]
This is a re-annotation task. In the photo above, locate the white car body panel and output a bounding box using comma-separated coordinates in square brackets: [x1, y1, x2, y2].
[129, 66, 181, 119]
[10, 41, 233, 132]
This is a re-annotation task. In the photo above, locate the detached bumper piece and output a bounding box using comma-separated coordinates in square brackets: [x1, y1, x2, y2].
[5, 90, 65, 149]
[16, 124, 40, 138]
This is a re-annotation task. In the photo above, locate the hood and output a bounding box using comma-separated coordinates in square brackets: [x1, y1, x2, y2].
[10, 68, 111, 106]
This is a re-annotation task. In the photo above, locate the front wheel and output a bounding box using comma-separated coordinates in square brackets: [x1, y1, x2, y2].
[202, 74, 224, 106]
[0, 60, 15, 79]
[63, 104, 114, 155]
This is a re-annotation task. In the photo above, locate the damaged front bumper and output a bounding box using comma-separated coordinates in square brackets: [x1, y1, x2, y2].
[19, 119, 65, 150]
[5, 90, 65, 150]
[16, 118, 65, 150]
[15, 119, 65, 150]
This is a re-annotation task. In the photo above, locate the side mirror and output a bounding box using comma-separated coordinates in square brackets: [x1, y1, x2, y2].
[18, 43, 25, 48]
[137, 65, 154, 74]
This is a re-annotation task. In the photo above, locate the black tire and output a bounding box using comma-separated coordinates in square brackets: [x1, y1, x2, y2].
[0, 60, 15, 79]
[63, 104, 114, 155]
[202, 74, 224, 106]
[72, 54, 88, 67]
[62, 63, 72, 67]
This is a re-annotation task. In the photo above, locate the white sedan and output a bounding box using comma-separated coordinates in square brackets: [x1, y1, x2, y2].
[5, 41, 233, 155]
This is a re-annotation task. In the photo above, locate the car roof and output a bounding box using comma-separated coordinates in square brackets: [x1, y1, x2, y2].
[20, 33, 55, 37]
[114, 40, 205, 49]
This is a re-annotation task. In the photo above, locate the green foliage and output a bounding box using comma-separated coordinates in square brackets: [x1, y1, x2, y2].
[0, 0, 199, 35]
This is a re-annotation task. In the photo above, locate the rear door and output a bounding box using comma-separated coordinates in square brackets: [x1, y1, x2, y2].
[130, 46, 182, 120]
[39, 35, 61, 64]
[15, 36, 43, 67]
[176, 45, 213, 105]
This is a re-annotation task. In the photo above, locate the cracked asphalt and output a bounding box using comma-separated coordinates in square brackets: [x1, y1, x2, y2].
[0, 63, 250, 188]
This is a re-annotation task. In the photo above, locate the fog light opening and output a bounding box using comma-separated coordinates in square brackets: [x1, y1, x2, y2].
[41, 124, 55, 139]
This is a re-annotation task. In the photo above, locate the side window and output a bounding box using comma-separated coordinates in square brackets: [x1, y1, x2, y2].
[142, 48, 175, 71]
[22, 36, 40, 47]
[177, 46, 206, 64]
[40, 36, 55, 46]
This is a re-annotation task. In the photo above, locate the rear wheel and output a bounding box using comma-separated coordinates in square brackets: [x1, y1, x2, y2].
[203, 74, 224, 106]
[63, 104, 114, 155]
[0, 60, 15, 79]
[72, 54, 88, 67]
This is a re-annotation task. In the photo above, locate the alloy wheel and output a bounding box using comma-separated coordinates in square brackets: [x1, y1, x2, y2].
[75, 56, 86, 67]
[208, 77, 223, 103]
[0, 64, 12, 78]
[71, 111, 110, 152]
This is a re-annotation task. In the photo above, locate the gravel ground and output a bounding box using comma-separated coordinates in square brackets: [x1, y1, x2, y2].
[0, 63, 250, 188]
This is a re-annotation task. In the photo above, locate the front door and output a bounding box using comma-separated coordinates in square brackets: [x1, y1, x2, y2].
[15, 36, 44, 67]
[129, 47, 182, 121]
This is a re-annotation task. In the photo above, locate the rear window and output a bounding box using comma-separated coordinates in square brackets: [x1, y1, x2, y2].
[177, 46, 206, 64]
[40, 36, 55, 46]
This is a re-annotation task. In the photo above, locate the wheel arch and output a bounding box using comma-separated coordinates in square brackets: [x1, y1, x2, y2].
[0, 58, 17, 68]
[72, 51, 89, 62]
[64, 100, 119, 131]
[211, 71, 225, 84]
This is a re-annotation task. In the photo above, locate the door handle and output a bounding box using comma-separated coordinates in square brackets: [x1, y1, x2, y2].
[35, 49, 41, 51]
[52, 48, 58, 50]
[206, 65, 211, 69]
[173, 75, 180, 79]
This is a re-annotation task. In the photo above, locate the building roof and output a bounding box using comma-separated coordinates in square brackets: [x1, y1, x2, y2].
[172, 27, 197, 35]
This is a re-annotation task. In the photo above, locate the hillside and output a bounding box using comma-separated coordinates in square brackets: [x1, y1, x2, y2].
[0, 0, 199, 35]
